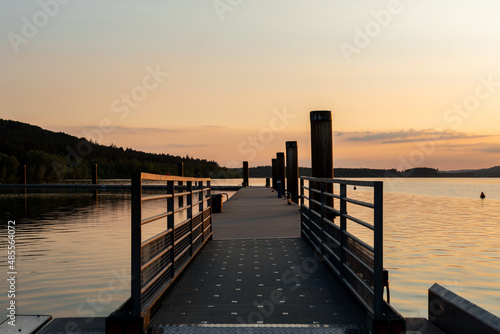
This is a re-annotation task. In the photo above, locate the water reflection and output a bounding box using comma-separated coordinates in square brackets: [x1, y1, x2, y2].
[0, 188, 132, 318]
[1, 179, 499, 319]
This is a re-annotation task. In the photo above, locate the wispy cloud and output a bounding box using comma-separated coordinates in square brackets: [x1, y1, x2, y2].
[162, 143, 210, 148]
[476, 143, 500, 153]
[339, 129, 492, 144]
[203, 125, 226, 129]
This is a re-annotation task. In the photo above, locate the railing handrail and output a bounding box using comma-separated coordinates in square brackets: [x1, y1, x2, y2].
[131, 172, 212, 330]
[138, 172, 210, 182]
[299, 176, 384, 320]
[300, 176, 383, 187]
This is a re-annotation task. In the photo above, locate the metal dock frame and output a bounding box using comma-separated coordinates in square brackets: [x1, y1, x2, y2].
[300, 176, 405, 334]
[106, 173, 212, 334]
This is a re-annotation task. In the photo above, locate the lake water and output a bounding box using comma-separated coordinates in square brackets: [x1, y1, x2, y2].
[0, 178, 499, 320]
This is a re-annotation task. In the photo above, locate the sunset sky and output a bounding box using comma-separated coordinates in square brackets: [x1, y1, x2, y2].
[1, 0, 500, 170]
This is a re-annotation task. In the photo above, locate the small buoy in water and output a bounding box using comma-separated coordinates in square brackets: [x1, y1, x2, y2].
[480, 192, 486, 199]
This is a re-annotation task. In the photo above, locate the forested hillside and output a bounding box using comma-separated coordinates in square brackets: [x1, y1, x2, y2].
[0, 119, 239, 183]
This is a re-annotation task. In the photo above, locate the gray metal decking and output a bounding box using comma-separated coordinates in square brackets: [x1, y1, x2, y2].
[150, 187, 369, 333]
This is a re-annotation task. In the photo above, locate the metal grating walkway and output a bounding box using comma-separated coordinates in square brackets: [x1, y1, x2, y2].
[151, 324, 368, 334]
[150, 238, 368, 332]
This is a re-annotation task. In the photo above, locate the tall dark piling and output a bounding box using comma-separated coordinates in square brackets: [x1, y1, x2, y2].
[310, 110, 334, 213]
[286, 141, 299, 203]
[271, 158, 277, 190]
[276, 152, 286, 196]
[178, 162, 184, 177]
[243, 161, 249, 187]
[92, 164, 98, 185]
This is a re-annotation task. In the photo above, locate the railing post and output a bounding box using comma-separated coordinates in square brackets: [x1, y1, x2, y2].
[300, 178, 305, 238]
[167, 180, 175, 277]
[23, 164, 27, 185]
[340, 183, 347, 276]
[178, 162, 184, 208]
[320, 181, 326, 255]
[243, 161, 249, 187]
[271, 158, 277, 190]
[208, 180, 212, 240]
[131, 173, 142, 317]
[373, 181, 384, 319]
[307, 180, 313, 238]
[198, 181, 204, 243]
[286, 141, 299, 203]
[300, 178, 304, 207]
[187, 181, 193, 256]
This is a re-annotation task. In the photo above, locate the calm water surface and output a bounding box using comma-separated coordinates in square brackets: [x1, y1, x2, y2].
[0, 178, 499, 319]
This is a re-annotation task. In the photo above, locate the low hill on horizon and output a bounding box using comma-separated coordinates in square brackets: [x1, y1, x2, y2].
[243, 166, 500, 178]
[0, 119, 238, 183]
[1, 119, 497, 183]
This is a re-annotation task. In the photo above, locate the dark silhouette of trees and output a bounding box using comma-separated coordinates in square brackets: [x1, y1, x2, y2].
[0, 119, 238, 183]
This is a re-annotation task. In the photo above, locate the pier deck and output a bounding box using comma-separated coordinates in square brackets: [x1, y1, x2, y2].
[149, 187, 369, 333]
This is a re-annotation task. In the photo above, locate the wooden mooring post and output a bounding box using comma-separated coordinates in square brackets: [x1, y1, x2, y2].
[271, 158, 277, 190]
[243, 161, 249, 187]
[310, 110, 333, 212]
[276, 152, 285, 197]
[92, 164, 98, 185]
[286, 141, 299, 203]
[177, 162, 184, 177]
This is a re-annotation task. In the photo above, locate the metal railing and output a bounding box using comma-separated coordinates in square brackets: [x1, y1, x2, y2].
[131, 173, 212, 327]
[300, 176, 397, 327]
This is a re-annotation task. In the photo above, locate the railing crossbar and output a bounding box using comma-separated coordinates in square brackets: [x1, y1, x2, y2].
[343, 196, 374, 209]
[173, 206, 190, 215]
[141, 245, 173, 271]
[141, 263, 173, 296]
[341, 265, 375, 315]
[174, 244, 191, 262]
[342, 263, 375, 296]
[309, 188, 321, 194]
[174, 230, 191, 246]
[142, 194, 173, 202]
[141, 211, 172, 226]
[344, 230, 374, 253]
[343, 246, 375, 276]
[141, 228, 172, 248]
[343, 213, 374, 231]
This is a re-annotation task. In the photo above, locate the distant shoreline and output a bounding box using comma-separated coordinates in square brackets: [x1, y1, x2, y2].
[244, 166, 500, 178]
